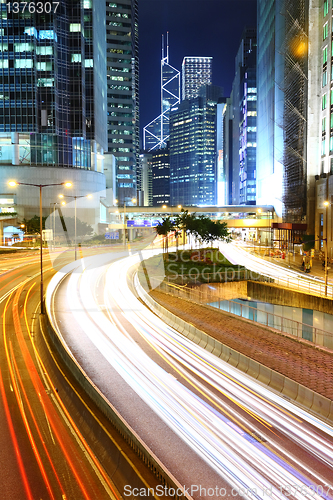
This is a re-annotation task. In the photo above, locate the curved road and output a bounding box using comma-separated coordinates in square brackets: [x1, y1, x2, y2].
[0, 251, 120, 500]
[49, 249, 333, 500]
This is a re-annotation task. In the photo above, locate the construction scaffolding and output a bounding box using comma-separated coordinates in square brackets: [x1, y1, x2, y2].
[282, 0, 308, 222]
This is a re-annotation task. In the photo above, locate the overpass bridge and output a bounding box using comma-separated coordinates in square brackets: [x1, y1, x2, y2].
[108, 205, 275, 229]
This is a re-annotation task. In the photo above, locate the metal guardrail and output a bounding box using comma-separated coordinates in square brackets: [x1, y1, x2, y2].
[149, 278, 333, 352]
[159, 265, 333, 298]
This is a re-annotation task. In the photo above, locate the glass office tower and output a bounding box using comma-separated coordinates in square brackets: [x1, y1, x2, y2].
[169, 85, 223, 206]
[106, 0, 140, 204]
[0, 0, 107, 169]
[182, 56, 212, 101]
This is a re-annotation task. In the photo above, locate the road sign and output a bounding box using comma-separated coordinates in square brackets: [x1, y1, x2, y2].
[105, 232, 119, 240]
[127, 219, 152, 228]
[42, 229, 53, 241]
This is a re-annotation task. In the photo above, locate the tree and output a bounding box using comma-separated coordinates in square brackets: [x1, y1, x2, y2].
[155, 216, 175, 261]
[21, 215, 47, 234]
[175, 209, 193, 248]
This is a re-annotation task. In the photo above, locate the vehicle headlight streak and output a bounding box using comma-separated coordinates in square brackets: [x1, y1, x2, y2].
[49, 250, 333, 500]
[218, 242, 332, 296]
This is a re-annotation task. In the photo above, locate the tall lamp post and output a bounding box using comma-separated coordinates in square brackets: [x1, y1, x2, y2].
[116, 198, 136, 248]
[58, 193, 92, 260]
[324, 200, 330, 295]
[8, 180, 72, 314]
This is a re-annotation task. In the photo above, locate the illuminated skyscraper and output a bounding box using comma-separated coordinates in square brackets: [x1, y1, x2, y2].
[0, 0, 108, 217]
[106, 0, 140, 204]
[143, 34, 181, 151]
[0, 0, 106, 168]
[182, 56, 212, 100]
[169, 85, 223, 206]
[257, 0, 307, 221]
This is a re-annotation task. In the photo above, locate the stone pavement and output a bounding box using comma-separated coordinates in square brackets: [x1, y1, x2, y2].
[150, 289, 333, 401]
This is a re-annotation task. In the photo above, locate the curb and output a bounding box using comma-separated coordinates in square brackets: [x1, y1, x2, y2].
[134, 275, 333, 424]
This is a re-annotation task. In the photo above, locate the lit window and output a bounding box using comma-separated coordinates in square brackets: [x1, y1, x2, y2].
[323, 93, 327, 109]
[36, 61, 52, 71]
[15, 59, 33, 68]
[324, 0, 328, 17]
[71, 53, 82, 63]
[70, 24, 81, 32]
[84, 59, 93, 67]
[36, 46, 53, 55]
[0, 60, 8, 68]
[323, 116, 327, 132]
[37, 78, 54, 87]
[330, 136, 333, 152]
[24, 27, 38, 37]
[0, 43, 8, 51]
[14, 43, 33, 52]
[39, 30, 56, 40]
[322, 138, 326, 155]
[83, 0, 92, 7]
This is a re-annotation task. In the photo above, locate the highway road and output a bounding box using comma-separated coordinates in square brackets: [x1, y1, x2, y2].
[48, 248, 333, 500]
[0, 251, 121, 500]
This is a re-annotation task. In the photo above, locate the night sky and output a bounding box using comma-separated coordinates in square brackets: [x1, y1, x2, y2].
[139, 0, 257, 139]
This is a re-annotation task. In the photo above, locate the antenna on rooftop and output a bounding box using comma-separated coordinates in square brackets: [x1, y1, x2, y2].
[166, 31, 169, 63]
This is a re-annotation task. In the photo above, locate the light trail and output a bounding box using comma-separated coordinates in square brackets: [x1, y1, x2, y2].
[0, 262, 120, 500]
[48, 250, 333, 500]
[219, 242, 332, 297]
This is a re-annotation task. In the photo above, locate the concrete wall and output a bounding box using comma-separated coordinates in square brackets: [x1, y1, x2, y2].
[248, 280, 333, 314]
[134, 275, 333, 423]
[1, 165, 106, 219]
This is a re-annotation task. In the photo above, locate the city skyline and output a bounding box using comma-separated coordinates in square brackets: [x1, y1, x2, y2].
[138, 0, 257, 132]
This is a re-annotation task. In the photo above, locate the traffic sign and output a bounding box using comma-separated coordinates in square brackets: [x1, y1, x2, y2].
[105, 232, 119, 240]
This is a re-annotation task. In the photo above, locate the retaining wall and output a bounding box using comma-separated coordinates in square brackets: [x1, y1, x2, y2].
[248, 280, 333, 314]
[134, 276, 333, 424]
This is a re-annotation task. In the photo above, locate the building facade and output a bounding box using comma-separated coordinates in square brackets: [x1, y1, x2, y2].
[169, 85, 223, 206]
[152, 147, 170, 206]
[238, 28, 257, 205]
[257, 0, 308, 221]
[106, 0, 140, 204]
[0, 0, 107, 217]
[182, 56, 212, 101]
[0, 0, 107, 168]
[138, 152, 153, 206]
[256, 0, 285, 218]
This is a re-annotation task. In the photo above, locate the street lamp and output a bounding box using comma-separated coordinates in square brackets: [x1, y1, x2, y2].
[8, 180, 72, 314]
[58, 193, 92, 260]
[324, 200, 330, 295]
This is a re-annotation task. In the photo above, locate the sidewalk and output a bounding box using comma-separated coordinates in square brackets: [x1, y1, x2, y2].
[242, 242, 333, 284]
[150, 289, 333, 402]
